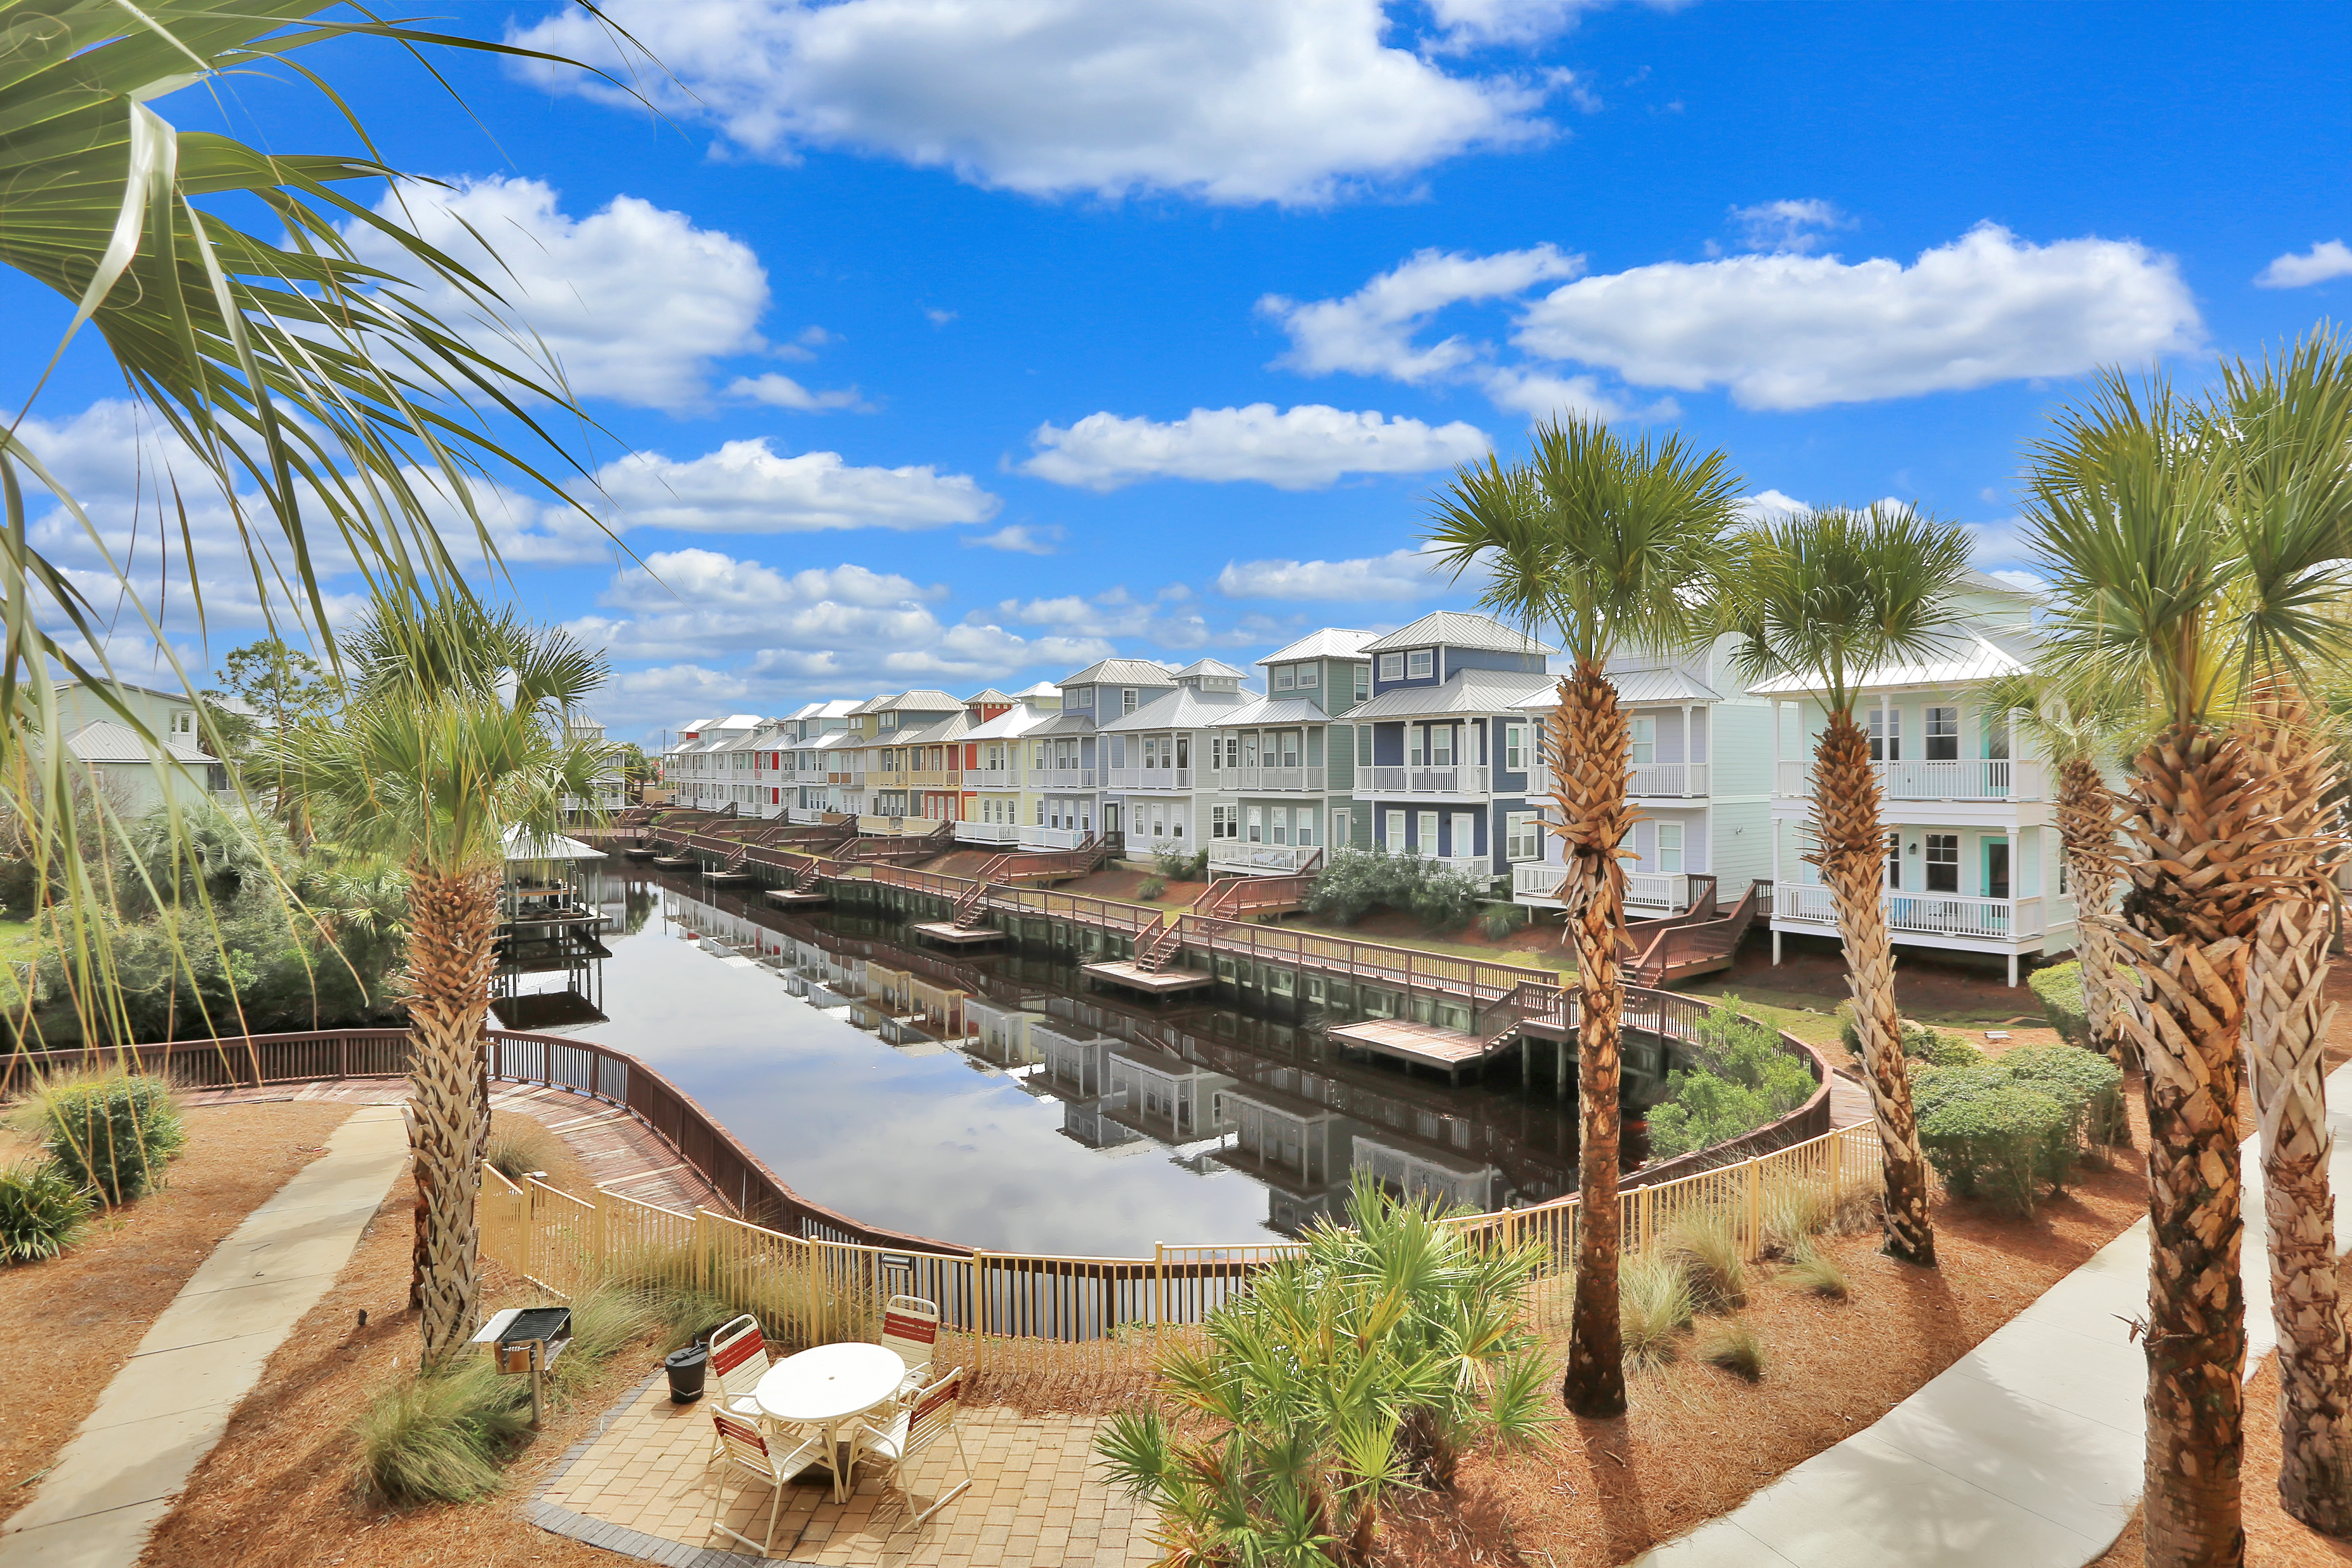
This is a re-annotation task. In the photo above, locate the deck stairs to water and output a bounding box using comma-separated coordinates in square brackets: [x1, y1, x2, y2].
[1196, 862, 1317, 922]
[1130, 918, 1184, 973]
[1621, 876, 1768, 987]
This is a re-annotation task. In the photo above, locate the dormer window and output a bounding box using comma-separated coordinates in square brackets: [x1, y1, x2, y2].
[171, 709, 194, 737]
[1406, 649, 1433, 680]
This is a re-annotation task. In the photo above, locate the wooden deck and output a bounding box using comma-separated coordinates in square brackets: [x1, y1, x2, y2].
[911, 919, 1008, 944]
[762, 887, 830, 907]
[1080, 959, 1216, 995]
[1328, 1017, 1495, 1081]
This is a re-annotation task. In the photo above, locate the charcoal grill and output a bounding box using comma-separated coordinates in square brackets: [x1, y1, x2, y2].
[473, 1305, 573, 1425]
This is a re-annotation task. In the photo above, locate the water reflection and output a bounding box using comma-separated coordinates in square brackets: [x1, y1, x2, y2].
[503, 870, 1677, 1255]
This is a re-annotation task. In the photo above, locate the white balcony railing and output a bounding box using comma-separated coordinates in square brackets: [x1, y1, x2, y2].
[1216, 765, 1326, 793]
[1033, 766, 1096, 790]
[1106, 766, 1192, 790]
[955, 821, 1023, 845]
[1626, 872, 1697, 913]
[1366, 765, 1491, 796]
[1525, 761, 1709, 798]
[1020, 826, 1089, 851]
[1512, 863, 1567, 902]
[1425, 854, 1495, 882]
[1208, 841, 1322, 873]
[1774, 882, 2045, 941]
[793, 767, 829, 784]
[1774, 758, 2046, 802]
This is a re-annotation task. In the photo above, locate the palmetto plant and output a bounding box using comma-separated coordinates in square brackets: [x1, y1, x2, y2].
[1424, 415, 1740, 1417]
[2025, 357, 2352, 1563]
[1, 0, 621, 1048]
[272, 594, 613, 1363]
[1097, 1176, 1553, 1567]
[1723, 505, 1972, 1269]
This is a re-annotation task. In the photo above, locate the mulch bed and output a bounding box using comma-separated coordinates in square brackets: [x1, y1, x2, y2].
[0, 1099, 352, 1528]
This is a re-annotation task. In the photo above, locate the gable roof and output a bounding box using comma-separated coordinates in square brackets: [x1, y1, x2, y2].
[872, 689, 961, 713]
[1260, 628, 1378, 664]
[1057, 657, 1179, 688]
[1741, 624, 2034, 696]
[62, 720, 211, 767]
[1361, 611, 1554, 657]
[962, 687, 1014, 705]
[1099, 682, 1260, 732]
[1345, 667, 1556, 719]
[1174, 658, 1247, 680]
[962, 702, 1061, 742]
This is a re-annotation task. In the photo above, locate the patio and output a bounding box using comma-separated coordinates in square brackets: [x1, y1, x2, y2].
[533, 1374, 1158, 1567]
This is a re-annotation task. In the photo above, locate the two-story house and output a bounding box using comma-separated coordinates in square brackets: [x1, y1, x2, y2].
[1752, 572, 2072, 986]
[1348, 612, 1556, 882]
[1202, 630, 1378, 874]
[1098, 658, 1257, 853]
[1033, 658, 1178, 849]
[663, 714, 766, 813]
[860, 690, 964, 821]
[1510, 633, 1778, 918]
[46, 678, 228, 817]
[954, 692, 1063, 845]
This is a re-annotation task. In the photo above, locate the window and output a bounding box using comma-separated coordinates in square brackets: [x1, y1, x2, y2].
[1296, 814, 1314, 846]
[1383, 809, 1404, 848]
[1868, 705, 1901, 762]
[1378, 652, 1404, 682]
[1656, 822, 1684, 874]
[1418, 810, 1439, 852]
[1886, 831, 1902, 891]
[2058, 853, 2070, 895]
[1629, 717, 1656, 767]
[1332, 809, 1351, 845]
[1246, 807, 1264, 844]
[1504, 723, 1526, 773]
[1925, 833, 1959, 893]
[1354, 664, 1370, 704]
[1271, 808, 1290, 845]
[1211, 805, 1237, 839]
[1984, 710, 2011, 761]
[1176, 736, 1189, 769]
[1035, 800, 1046, 826]
[1274, 666, 1294, 690]
[1926, 705, 1960, 761]
[1123, 689, 1139, 714]
[1071, 686, 1092, 707]
[1406, 649, 1434, 679]
[1506, 811, 1542, 862]
[1429, 726, 1453, 766]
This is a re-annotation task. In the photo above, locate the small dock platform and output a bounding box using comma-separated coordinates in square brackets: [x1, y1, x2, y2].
[1329, 1018, 1495, 1084]
[651, 854, 696, 870]
[911, 920, 1006, 945]
[620, 845, 658, 860]
[1080, 960, 1215, 996]
[763, 888, 830, 908]
[707, 870, 757, 886]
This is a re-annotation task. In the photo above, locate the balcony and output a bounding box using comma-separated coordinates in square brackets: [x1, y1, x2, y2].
[1774, 882, 2045, 942]
[1107, 766, 1192, 791]
[1511, 865, 1694, 912]
[1366, 765, 1491, 796]
[1033, 766, 1096, 790]
[955, 821, 1022, 845]
[1207, 841, 1321, 874]
[1774, 758, 2046, 802]
[905, 768, 959, 789]
[1215, 765, 1326, 794]
[1524, 761, 1708, 798]
[792, 767, 829, 784]
[1019, 826, 1092, 851]
[967, 766, 1020, 787]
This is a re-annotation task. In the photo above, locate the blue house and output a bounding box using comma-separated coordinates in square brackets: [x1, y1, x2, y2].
[1348, 611, 1556, 882]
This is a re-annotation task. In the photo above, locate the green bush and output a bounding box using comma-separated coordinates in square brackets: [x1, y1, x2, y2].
[1149, 844, 1194, 882]
[1647, 999, 1817, 1159]
[34, 1071, 186, 1206]
[1698, 1319, 1767, 1381]
[1917, 1082, 2072, 1214]
[1838, 1008, 1981, 1067]
[2028, 962, 2090, 1048]
[1620, 1251, 1695, 1370]
[1304, 847, 1494, 932]
[353, 1360, 531, 1504]
[0, 1157, 93, 1263]
[1478, 903, 1527, 940]
[1135, 877, 1167, 901]
[2000, 1044, 2129, 1150]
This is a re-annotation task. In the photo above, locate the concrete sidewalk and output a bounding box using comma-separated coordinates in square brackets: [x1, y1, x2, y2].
[1637, 1062, 2352, 1568]
[0, 1103, 408, 1568]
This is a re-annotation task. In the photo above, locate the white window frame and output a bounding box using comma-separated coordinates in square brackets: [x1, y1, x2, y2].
[1506, 811, 1542, 862]
[1406, 649, 1434, 680]
[1353, 665, 1370, 704]
[1274, 666, 1294, 690]
[1657, 821, 1684, 874]
[1503, 723, 1525, 773]
[1629, 716, 1656, 767]
[1378, 652, 1404, 682]
[1123, 689, 1139, 714]
[1382, 808, 1404, 848]
[1417, 810, 1439, 853]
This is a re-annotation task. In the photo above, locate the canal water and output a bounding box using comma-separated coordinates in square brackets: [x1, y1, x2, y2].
[519, 870, 1678, 1256]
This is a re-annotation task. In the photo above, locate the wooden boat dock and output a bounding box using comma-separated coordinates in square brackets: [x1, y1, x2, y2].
[1328, 1018, 1494, 1085]
[1079, 959, 1215, 996]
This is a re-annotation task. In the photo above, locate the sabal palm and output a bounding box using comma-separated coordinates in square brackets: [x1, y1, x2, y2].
[2026, 361, 2352, 1564]
[1424, 415, 1741, 1416]
[273, 595, 612, 1363]
[1, 0, 613, 1040]
[1724, 505, 1972, 1268]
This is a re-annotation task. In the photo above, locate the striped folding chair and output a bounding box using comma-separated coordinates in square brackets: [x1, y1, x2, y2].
[853, 1367, 973, 1526]
[879, 1295, 940, 1396]
[707, 1314, 775, 1458]
[711, 1412, 824, 1558]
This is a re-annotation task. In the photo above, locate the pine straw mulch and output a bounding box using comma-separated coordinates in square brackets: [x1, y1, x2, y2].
[0, 1097, 352, 1529]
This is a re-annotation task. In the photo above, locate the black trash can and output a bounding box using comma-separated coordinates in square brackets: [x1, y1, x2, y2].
[665, 1343, 709, 1404]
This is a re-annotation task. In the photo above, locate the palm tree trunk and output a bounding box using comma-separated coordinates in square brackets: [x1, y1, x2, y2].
[2117, 723, 2270, 1568]
[1811, 712, 1936, 1266]
[2055, 756, 2129, 1066]
[405, 861, 500, 1364]
[1550, 663, 1635, 1416]
[2242, 687, 2351, 1535]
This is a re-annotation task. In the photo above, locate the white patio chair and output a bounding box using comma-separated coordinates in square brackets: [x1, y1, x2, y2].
[852, 1366, 973, 1526]
[711, 1411, 824, 1558]
[707, 1314, 776, 1458]
[879, 1295, 940, 1395]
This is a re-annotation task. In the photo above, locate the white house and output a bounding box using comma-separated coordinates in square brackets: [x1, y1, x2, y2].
[45, 679, 227, 818]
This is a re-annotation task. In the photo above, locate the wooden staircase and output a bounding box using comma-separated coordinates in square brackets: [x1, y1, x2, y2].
[1130, 918, 1185, 974]
[1622, 877, 1767, 986]
[1195, 858, 1319, 922]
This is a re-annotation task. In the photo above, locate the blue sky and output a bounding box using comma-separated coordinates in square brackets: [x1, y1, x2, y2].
[8, 0, 2348, 741]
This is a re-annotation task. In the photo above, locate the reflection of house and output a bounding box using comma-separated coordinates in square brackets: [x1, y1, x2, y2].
[1351, 1133, 1502, 1213]
[1216, 1082, 1352, 1193]
[1106, 1044, 1236, 1142]
[1034, 1023, 1114, 1099]
[964, 996, 1049, 1066]
[1059, 1098, 1151, 1154]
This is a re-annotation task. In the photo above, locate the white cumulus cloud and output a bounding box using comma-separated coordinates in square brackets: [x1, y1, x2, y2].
[964, 524, 1064, 555]
[1261, 245, 1584, 381]
[1482, 368, 1678, 423]
[1511, 223, 2202, 410]
[1021, 404, 1490, 491]
[729, 373, 871, 412]
[1216, 548, 1449, 601]
[507, 0, 1557, 206]
[589, 439, 999, 533]
[1727, 197, 1853, 255]
[344, 176, 770, 413]
[2255, 240, 2352, 289]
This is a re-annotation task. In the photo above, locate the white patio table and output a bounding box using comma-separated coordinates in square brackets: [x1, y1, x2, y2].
[753, 1341, 907, 1502]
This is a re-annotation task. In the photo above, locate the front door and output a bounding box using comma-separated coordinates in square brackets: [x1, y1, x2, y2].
[1983, 837, 2011, 899]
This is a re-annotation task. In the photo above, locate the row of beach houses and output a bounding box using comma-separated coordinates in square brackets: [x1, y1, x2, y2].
[661, 578, 2078, 984]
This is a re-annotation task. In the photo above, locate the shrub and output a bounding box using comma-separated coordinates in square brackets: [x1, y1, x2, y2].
[0, 1157, 92, 1263]
[1838, 1009, 1978, 1066]
[1698, 1320, 1767, 1382]
[1917, 1082, 2072, 1214]
[1149, 844, 1190, 881]
[1664, 1209, 1746, 1312]
[1620, 1252, 1694, 1371]
[2000, 1043, 2128, 1150]
[353, 1360, 531, 1504]
[1782, 1240, 1850, 1301]
[2028, 961, 2089, 1048]
[1646, 1000, 1817, 1159]
[1135, 877, 1167, 901]
[1479, 903, 1526, 940]
[1303, 848, 1494, 932]
[34, 1070, 186, 1206]
[486, 1116, 562, 1184]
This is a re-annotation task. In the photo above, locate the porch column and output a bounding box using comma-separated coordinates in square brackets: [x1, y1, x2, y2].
[1680, 704, 1693, 795]
[2008, 952, 2019, 989]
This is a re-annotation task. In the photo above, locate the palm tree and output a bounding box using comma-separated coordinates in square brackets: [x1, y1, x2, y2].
[2025, 362, 2351, 1565]
[2, 2, 619, 1043]
[2211, 331, 2352, 1537]
[273, 594, 612, 1363]
[1425, 416, 1742, 1416]
[1722, 505, 1972, 1268]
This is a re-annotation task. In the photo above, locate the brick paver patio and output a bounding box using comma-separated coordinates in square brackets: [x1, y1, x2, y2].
[535, 1375, 1160, 1566]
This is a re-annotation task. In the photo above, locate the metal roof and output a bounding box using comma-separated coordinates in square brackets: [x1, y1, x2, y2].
[1174, 658, 1248, 680]
[1742, 625, 2033, 697]
[61, 720, 211, 766]
[1260, 628, 1378, 664]
[962, 702, 1063, 741]
[1057, 657, 1179, 688]
[1344, 667, 1556, 720]
[1515, 669, 1717, 708]
[1099, 683, 1259, 732]
[1360, 610, 1554, 656]
[871, 689, 962, 713]
[1213, 696, 1332, 729]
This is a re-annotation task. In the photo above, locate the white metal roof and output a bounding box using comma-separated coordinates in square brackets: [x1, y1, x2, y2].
[1260, 628, 1378, 664]
[1515, 669, 1717, 708]
[1360, 610, 1554, 657]
[1099, 683, 1259, 732]
[1213, 696, 1331, 729]
[1174, 657, 1248, 680]
[1741, 625, 2033, 697]
[1057, 657, 1179, 688]
[1345, 667, 1556, 720]
[962, 702, 1063, 742]
[61, 720, 211, 766]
